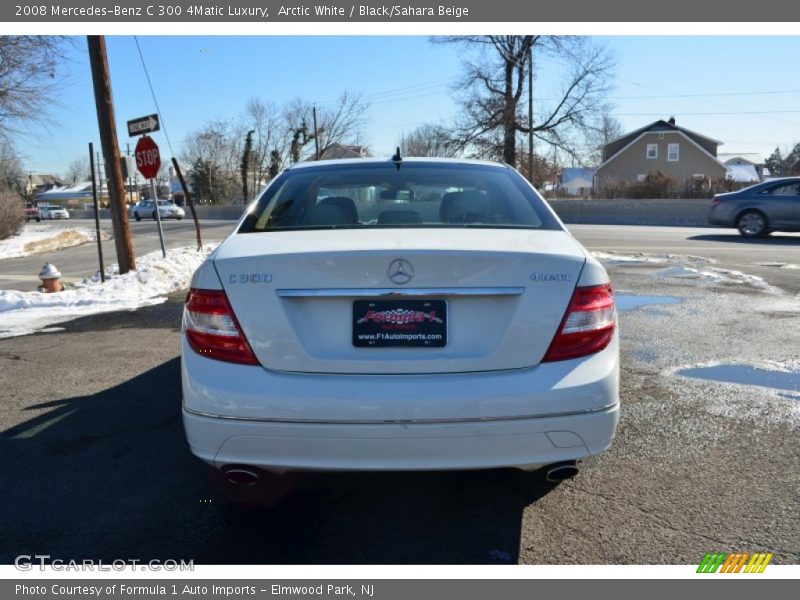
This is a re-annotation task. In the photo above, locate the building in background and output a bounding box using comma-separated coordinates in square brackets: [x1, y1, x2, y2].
[558, 167, 595, 197]
[718, 153, 768, 183]
[594, 118, 727, 190]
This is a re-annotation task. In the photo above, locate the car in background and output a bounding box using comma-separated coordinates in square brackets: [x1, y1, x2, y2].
[708, 177, 800, 237]
[181, 157, 620, 485]
[131, 199, 185, 221]
[40, 205, 70, 220]
[25, 204, 41, 222]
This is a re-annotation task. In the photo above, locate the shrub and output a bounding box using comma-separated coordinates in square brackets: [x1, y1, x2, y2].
[0, 189, 25, 241]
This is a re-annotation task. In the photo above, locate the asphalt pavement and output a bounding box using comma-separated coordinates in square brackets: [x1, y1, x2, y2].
[0, 221, 798, 564]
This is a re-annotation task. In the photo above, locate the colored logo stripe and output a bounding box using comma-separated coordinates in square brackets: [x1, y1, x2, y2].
[697, 552, 773, 573]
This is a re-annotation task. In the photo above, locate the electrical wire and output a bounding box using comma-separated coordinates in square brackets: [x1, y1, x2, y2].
[133, 36, 175, 157]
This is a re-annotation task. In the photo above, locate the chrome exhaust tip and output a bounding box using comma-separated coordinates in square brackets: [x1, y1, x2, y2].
[545, 461, 579, 483]
[223, 467, 261, 486]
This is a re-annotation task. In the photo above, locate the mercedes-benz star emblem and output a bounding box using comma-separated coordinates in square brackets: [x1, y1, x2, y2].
[387, 258, 414, 285]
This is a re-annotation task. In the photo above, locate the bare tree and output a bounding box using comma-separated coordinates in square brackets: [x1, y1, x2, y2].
[244, 98, 285, 190]
[0, 140, 25, 193]
[181, 120, 241, 204]
[283, 92, 369, 161]
[585, 114, 624, 166]
[434, 36, 614, 167]
[64, 156, 90, 184]
[0, 36, 70, 141]
[398, 123, 460, 157]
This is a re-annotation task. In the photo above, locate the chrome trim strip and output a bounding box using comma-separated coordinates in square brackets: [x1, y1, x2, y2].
[182, 403, 618, 425]
[276, 287, 525, 298]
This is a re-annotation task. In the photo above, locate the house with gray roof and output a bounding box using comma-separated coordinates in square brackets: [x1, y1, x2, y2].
[594, 118, 726, 190]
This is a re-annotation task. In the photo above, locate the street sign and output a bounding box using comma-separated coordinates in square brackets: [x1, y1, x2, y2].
[127, 114, 160, 137]
[134, 136, 161, 180]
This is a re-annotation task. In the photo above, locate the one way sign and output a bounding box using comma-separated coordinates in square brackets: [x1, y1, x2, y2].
[127, 114, 160, 137]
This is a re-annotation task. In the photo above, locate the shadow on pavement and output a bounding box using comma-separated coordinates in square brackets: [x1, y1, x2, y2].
[688, 233, 800, 245]
[0, 358, 560, 564]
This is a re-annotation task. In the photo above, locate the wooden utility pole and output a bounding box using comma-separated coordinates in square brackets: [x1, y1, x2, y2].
[528, 44, 534, 185]
[87, 35, 136, 274]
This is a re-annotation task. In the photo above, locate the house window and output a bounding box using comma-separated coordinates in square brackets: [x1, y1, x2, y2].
[693, 173, 705, 179]
[646, 144, 658, 159]
[637, 174, 647, 182]
[667, 143, 679, 162]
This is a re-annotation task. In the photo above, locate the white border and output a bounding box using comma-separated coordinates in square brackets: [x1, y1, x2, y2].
[2, 565, 799, 579]
[3, 22, 800, 35]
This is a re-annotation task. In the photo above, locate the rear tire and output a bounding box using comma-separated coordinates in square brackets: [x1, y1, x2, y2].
[737, 210, 768, 237]
[134, 212, 141, 222]
[152, 211, 157, 220]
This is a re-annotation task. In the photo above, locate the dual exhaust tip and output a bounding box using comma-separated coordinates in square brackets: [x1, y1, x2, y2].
[222, 462, 579, 485]
[223, 466, 262, 486]
[544, 461, 579, 483]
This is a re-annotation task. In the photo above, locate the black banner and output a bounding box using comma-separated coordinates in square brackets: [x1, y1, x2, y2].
[4, 0, 799, 22]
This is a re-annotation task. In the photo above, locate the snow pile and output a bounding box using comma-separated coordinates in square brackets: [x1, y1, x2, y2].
[595, 251, 781, 294]
[655, 265, 781, 293]
[0, 245, 216, 338]
[592, 251, 669, 265]
[0, 223, 107, 259]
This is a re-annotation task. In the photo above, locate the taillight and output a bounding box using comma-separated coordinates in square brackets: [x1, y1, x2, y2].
[711, 196, 721, 206]
[183, 288, 259, 365]
[542, 284, 616, 362]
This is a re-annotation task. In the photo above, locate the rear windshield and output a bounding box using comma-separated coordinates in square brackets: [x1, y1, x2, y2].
[239, 162, 561, 233]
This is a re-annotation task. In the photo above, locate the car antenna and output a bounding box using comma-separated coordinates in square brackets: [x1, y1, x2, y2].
[392, 146, 402, 170]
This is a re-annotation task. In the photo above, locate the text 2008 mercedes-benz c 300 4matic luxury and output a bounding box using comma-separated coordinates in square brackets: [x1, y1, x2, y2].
[181, 157, 619, 484]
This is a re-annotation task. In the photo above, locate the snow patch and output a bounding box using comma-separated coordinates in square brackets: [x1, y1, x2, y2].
[0, 223, 107, 259]
[673, 360, 800, 396]
[0, 245, 215, 339]
[655, 265, 781, 293]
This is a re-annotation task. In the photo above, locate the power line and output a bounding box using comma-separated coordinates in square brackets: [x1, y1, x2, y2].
[612, 110, 800, 116]
[133, 36, 175, 157]
[617, 77, 800, 128]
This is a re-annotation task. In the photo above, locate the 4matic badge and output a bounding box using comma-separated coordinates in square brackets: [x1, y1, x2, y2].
[530, 272, 572, 282]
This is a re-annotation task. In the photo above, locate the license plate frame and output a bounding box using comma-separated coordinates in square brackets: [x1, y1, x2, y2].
[352, 299, 447, 348]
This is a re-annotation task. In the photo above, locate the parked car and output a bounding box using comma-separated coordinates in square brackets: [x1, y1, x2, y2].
[40, 205, 70, 220]
[708, 177, 800, 237]
[25, 204, 41, 222]
[181, 157, 620, 484]
[131, 199, 185, 221]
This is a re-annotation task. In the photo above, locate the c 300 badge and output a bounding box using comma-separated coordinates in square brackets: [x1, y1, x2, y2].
[530, 272, 572, 282]
[227, 273, 273, 284]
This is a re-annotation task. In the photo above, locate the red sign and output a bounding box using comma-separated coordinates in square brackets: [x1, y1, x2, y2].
[134, 135, 161, 179]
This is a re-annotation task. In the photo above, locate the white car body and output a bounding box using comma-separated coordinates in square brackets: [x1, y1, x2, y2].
[40, 205, 70, 220]
[182, 158, 619, 475]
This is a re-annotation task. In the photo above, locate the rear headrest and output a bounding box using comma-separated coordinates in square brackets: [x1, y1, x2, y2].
[377, 210, 423, 225]
[318, 196, 357, 223]
[440, 190, 494, 223]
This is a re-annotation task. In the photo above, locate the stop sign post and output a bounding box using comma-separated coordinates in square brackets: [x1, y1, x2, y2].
[134, 135, 166, 258]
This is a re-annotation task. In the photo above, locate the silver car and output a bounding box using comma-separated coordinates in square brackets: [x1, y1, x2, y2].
[132, 199, 185, 221]
[40, 205, 70, 220]
[708, 177, 800, 237]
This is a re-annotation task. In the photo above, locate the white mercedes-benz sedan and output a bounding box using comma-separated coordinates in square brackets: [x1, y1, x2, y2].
[181, 157, 619, 483]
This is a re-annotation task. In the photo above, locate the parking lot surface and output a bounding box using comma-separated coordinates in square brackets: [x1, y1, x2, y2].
[0, 223, 797, 564]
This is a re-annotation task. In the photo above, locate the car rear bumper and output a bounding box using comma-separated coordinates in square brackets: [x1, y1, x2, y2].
[183, 404, 619, 472]
[182, 334, 619, 472]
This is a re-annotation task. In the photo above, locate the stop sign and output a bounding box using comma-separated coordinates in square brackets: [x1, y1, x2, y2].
[134, 135, 161, 179]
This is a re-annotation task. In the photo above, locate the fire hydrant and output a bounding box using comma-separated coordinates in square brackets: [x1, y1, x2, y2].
[38, 263, 65, 293]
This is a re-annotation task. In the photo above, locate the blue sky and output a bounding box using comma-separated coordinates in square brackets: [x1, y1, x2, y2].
[15, 35, 800, 177]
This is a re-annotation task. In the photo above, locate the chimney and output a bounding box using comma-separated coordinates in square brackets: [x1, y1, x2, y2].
[668, 116, 676, 125]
